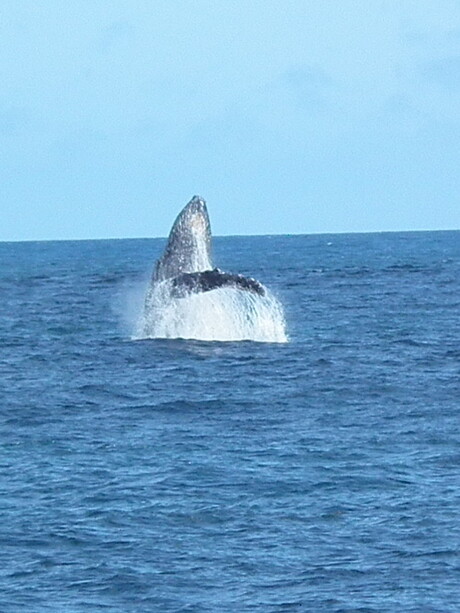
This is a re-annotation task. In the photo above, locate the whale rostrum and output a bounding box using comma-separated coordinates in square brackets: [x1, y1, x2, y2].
[150, 196, 265, 297]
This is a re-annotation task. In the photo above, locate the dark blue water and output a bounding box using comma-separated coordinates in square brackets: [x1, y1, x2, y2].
[1, 232, 459, 612]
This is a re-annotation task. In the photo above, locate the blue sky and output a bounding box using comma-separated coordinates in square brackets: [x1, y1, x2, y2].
[1, 0, 460, 240]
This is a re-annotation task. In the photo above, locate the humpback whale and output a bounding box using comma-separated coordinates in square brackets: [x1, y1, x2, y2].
[148, 195, 265, 299]
[140, 195, 287, 342]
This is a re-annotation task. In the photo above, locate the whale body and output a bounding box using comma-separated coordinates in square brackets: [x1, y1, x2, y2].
[149, 196, 265, 298]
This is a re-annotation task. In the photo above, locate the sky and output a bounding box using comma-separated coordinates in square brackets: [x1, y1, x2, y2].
[1, 0, 460, 241]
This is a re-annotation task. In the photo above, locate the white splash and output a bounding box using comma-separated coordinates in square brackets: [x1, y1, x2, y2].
[189, 225, 212, 273]
[135, 281, 288, 343]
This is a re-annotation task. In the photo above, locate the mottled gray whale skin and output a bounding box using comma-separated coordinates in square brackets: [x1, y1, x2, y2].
[150, 195, 265, 297]
[170, 269, 265, 297]
[153, 195, 212, 282]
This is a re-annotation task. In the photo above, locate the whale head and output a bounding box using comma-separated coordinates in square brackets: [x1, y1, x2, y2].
[154, 195, 212, 281]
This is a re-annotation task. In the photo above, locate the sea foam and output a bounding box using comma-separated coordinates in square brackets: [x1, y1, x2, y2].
[135, 281, 287, 343]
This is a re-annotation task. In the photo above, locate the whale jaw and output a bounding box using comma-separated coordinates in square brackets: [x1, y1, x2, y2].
[154, 196, 212, 282]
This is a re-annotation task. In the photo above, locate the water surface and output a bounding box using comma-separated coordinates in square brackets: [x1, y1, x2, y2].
[1, 232, 459, 612]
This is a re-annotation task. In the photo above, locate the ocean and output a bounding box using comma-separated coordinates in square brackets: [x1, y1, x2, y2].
[0, 231, 459, 612]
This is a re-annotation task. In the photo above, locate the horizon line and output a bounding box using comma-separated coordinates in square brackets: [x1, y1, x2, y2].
[0, 227, 459, 245]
